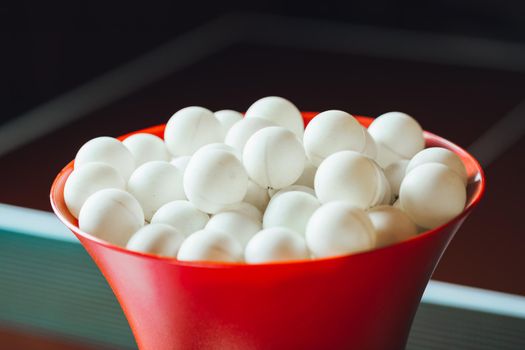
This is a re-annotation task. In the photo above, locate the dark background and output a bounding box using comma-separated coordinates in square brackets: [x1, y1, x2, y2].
[3, 1, 525, 124]
[1, 2, 524, 348]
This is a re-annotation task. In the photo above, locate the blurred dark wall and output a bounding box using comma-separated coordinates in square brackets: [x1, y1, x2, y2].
[1, 1, 525, 125]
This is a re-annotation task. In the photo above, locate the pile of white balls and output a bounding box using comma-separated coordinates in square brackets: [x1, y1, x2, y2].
[64, 96, 468, 264]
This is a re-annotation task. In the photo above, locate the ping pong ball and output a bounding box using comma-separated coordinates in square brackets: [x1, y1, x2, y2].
[64, 162, 125, 218]
[150, 200, 209, 237]
[244, 227, 310, 263]
[206, 211, 261, 247]
[170, 156, 191, 173]
[294, 160, 316, 188]
[164, 106, 223, 156]
[368, 112, 424, 168]
[184, 148, 248, 214]
[362, 127, 378, 159]
[225, 117, 275, 154]
[75, 136, 135, 180]
[269, 185, 316, 199]
[79, 188, 144, 247]
[243, 126, 305, 189]
[305, 201, 376, 258]
[315, 151, 388, 208]
[122, 133, 170, 166]
[127, 161, 185, 221]
[374, 143, 404, 170]
[195, 142, 241, 160]
[126, 223, 185, 257]
[377, 170, 394, 205]
[263, 191, 320, 235]
[406, 147, 468, 185]
[215, 109, 243, 136]
[303, 110, 367, 166]
[243, 180, 270, 212]
[245, 96, 304, 137]
[384, 160, 409, 197]
[399, 163, 466, 229]
[177, 229, 243, 262]
[219, 201, 263, 222]
[368, 206, 418, 248]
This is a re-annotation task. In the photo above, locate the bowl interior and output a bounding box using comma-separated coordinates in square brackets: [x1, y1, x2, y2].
[50, 112, 485, 267]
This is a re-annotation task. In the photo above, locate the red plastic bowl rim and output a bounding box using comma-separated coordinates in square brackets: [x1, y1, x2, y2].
[50, 115, 486, 269]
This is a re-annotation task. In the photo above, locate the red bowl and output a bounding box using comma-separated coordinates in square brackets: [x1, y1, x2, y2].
[50, 112, 485, 350]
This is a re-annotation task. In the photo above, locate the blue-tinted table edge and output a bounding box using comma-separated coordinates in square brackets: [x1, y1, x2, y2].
[2, 202, 524, 320]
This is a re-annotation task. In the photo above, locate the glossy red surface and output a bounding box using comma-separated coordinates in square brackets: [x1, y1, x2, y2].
[50, 112, 485, 350]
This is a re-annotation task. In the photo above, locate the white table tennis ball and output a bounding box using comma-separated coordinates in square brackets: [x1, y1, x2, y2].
[305, 201, 376, 258]
[206, 211, 261, 247]
[170, 156, 191, 173]
[376, 169, 394, 206]
[150, 200, 209, 237]
[245, 96, 304, 137]
[314, 151, 389, 208]
[368, 206, 418, 248]
[245, 227, 310, 263]
[406, 147, 468, 185]
[393, 209, 429, 235]
[218, 201, 263, 222]
[214, 109, 243, 136]
[177, 229, 243, 263]
[122, 133, 170, 166]
[268, 185, 316, 199]
[243, 126, 305, 189]
[293, 160, 316, 188]
[64, 162, 125, 218]
[384, 159, 409, 197]
[74, 136, 135, 180]
[243, 180, 270, 212]
[362, 127, 378, 159]
[368, 112, 425, 168]
[374, 142, 405, 170]
[399, 163, 466, 229]
[195, 142, 241, 160]
[184, 148, 248, 214]
[303, 110, 367, 166]
[128, 161, 185, 221]
[164, 106, 223, 157]
[263, 191, 320, 235]
[126, 223, 185, 257]
[224, 117, 275, 154]
[79, 188, 144, 247]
